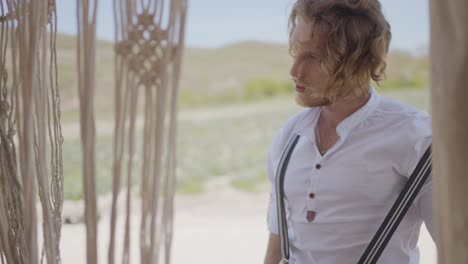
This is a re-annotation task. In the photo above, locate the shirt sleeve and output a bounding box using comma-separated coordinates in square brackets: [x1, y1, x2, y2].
[266, 144, 279, 234]
[414, 174, 436, 243]
[404, 115, 436, 243]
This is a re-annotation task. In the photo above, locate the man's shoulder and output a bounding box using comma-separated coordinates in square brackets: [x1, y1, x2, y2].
[376, 95, 429, 117]
[281, 107, 315, 132]
[374, 95, 431, 135]
[269, 108, 316, 153]
[371, 95, 432, 176]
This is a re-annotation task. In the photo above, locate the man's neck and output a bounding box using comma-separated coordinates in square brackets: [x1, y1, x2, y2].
[319, 93, 371, 129]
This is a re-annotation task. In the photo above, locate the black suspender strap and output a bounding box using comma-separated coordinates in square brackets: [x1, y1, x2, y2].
[357, 145, 432, 264]
[275, 134, 432, 264]
[275, 134, 301, 264]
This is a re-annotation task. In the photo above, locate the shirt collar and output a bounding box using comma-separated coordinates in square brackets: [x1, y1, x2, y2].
[335, 86, 381, 138]
[293, 87, 381, 142]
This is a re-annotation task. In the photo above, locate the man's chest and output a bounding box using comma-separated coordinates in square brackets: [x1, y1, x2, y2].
[273, 136, 408, 214]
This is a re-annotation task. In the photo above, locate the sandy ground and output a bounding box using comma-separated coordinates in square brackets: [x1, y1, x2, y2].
[55, 178, 437, 264]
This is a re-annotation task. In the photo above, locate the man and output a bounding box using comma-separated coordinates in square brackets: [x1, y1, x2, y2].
[264, 0, 435, 263]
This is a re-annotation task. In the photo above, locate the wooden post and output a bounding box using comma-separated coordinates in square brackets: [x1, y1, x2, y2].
[430, 0, 468, 263]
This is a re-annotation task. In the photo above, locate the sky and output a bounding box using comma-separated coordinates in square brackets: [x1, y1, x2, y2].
[57, 0, 430, 52]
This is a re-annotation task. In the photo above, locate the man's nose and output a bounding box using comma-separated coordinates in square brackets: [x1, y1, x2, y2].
[289, 60, 300, 80]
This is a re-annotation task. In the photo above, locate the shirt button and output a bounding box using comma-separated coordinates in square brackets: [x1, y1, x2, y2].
[315, 164, 322, 169]
[306, 210, 316, 222]
[309, 193, 315, 199]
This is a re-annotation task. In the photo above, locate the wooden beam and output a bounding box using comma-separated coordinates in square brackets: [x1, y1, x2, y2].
[430, 0, 468, 263]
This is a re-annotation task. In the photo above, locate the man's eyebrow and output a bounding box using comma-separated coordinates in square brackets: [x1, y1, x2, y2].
[290, 42, 320, 58]
[293, 50, 320, 59]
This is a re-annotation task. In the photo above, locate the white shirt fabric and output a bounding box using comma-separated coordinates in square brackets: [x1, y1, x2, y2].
[266, 88, 435, 264]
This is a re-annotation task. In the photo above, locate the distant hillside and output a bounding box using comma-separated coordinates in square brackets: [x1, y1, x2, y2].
[182, 41, 290, 92]
[54, 33, 428, 111]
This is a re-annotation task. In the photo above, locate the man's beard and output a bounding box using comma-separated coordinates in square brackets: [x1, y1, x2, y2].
[295, 91, 332, 108]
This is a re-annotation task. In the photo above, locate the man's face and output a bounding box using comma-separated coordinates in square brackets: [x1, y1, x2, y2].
[289, 18, 331, 107]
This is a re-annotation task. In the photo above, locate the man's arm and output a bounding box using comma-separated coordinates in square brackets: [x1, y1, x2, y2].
[264, 233, 281, 264]
[415, 176, 436, 243]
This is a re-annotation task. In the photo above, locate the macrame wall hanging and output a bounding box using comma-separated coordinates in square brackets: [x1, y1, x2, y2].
[76, 0, 99, 263]
[77, 0, 187, 263]
[0, 1, 63, 264]
[0, 0, 186, 263]
[109, 0, 187, 263]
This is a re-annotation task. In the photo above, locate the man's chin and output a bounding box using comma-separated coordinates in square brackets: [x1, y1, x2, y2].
[294, 93, 330, 108]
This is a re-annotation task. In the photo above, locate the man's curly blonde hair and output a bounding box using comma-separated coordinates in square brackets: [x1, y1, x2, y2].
[289, 0, 392, 102]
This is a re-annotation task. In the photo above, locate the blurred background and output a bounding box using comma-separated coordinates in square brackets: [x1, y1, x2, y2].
[54, 0, 436, 263]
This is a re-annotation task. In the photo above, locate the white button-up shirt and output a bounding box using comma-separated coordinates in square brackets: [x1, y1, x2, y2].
[266, 88, 434, 264]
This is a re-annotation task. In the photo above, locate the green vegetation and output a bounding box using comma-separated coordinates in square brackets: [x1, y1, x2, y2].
[179, 79, 294, 108]
[244, 79, 293, 100]
[177, 180, 205, 195]
[231, 169, 268, 193]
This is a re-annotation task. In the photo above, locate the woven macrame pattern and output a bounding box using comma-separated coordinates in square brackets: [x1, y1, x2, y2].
[109, 1, 187, 263]
[115, 11, 169, 86]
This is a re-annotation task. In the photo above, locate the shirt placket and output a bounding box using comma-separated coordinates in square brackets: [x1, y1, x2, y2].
[305, 136, 345, 223]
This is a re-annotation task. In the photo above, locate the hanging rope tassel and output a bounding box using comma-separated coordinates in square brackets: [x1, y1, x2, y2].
[108, 0, 187, 263]
[0, 1, 63, 263]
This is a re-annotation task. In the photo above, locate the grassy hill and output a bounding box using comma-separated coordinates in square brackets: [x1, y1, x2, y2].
[55, 33, 429, 111]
